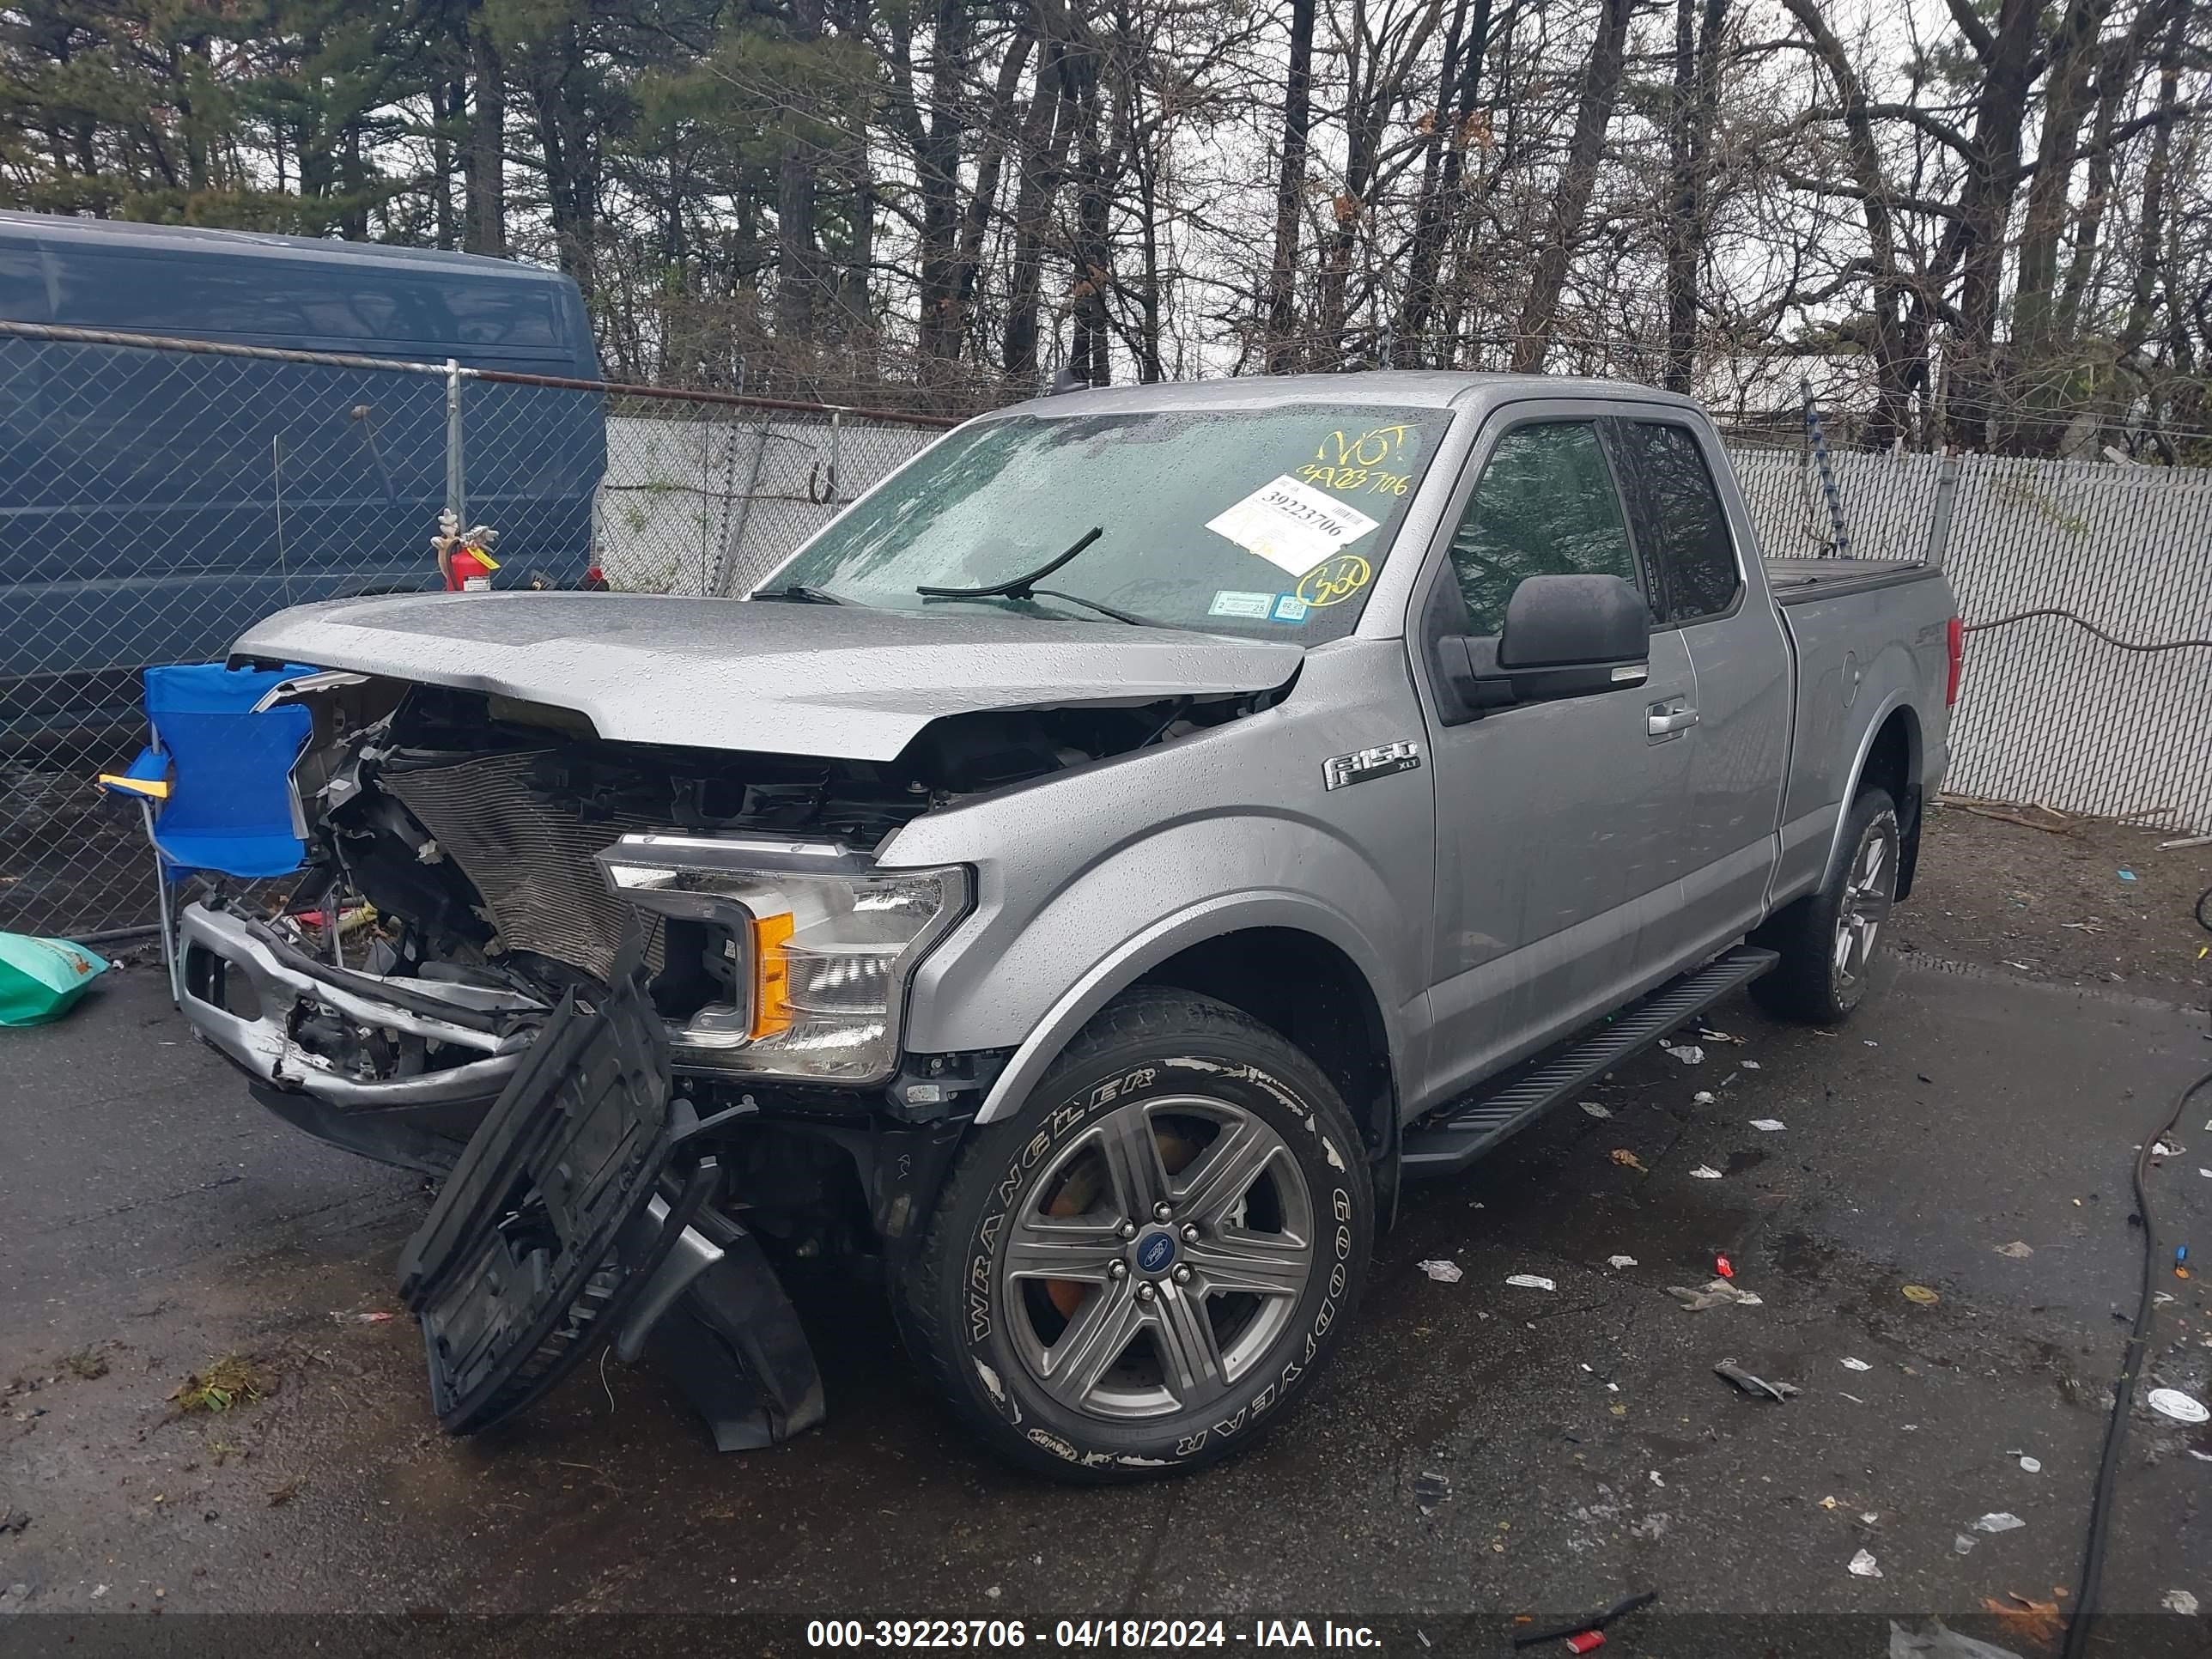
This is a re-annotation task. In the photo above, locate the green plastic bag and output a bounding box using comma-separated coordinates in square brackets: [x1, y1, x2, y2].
[0, 933, 110, 1027]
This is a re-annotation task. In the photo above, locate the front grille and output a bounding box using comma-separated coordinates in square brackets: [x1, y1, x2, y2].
[382, 750, 660, 981]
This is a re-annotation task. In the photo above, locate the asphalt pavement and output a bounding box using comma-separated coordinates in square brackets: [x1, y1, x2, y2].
[3, 951, 2211, 1658]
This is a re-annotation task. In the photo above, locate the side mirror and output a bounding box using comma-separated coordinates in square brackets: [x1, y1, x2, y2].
[1437, 574, 1650, 715]
[1499, 574, 1650, 671]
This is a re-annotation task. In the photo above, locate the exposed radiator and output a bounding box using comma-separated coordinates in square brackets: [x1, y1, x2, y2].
[381, 750, 661, 982]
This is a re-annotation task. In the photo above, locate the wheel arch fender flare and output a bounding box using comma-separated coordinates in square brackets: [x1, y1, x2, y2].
[969, 893, 1408, 1128]
[1820, 690, 1921, 891]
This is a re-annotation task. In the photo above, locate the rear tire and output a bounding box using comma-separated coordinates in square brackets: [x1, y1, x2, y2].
[895, 986, 1372, 1482]
[1750, 787, 1900, 1025]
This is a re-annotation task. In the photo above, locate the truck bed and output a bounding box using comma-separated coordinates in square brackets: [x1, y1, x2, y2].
[1763, 556, 1942, 605]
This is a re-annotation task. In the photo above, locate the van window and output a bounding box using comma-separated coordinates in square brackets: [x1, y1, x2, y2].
[48, 255, 561, 350]
[1444, 422, 1640, 635]
[1620, 421, 1741, 622]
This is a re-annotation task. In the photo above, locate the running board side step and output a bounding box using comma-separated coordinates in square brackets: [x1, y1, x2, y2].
[1401, 945, 1778, 1180]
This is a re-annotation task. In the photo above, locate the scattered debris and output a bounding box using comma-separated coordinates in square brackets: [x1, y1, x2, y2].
[1900, 1284, 1942, 1306]
[1741, 1060, 1760, 1070]
[1609, 1148, 1647, 1172]
[1848, 1549, 1882, 1579]
[1662, 1044, 1705, 1065]
[2148, 1387, 2209, 1424]
[1981, 1594, 2063, 1645]
[1749, 1118, 1787, 1133]
[2154, 1142, 2185, 1159]
[1859, 1511, 1879, 1525]
[1714, 1358, 1798, 1401]
[170, 1355, 264, 1414]
[1417, 1260, 1463, 1285]
[1820, 1495, 1839, 1510]
[1669, 1279, 1762, 1311]
[1841, 1357, 1873, 1371]
[1510, 1589, 1658, 1650]
[1840, 1391, 1865, 1403]
[2019, 1455, 2041, 1474]
[60, 1347, 107, 1381]
[1689, 1164, 1723, 1180]
[1414, 1470, 1451, 1512]
[1648, 1470, 1664, 1488]
[2118, 868, 2138, 883]
[1579, 1101, 1613, 1119]
[264, 1481, 299, 1508]
[90, 1586, 107, 1600]
[333, 1310, 397, 1326]
[1505, 1274, 1557, 1292]
[2164, 1590, 2198, 1616]
[1972, 1512, 2026, 1534]
[1714, 1255, 1735, 1279]
[0, 1510, 27, 1536]
[1606, 1255, 1638, 1270]
[1953, 1534, 1977, 1556]
[1888, 1619, 2026, 1659]
[1692, 1091, 1716, 1105]
[1995, 1242, 2033, 1260]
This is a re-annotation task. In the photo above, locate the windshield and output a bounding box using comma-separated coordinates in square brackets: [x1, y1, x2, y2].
[763, 403, 1455, 640]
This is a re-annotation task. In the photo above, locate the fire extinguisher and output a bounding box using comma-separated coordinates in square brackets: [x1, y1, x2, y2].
[432, 509, 501, 592]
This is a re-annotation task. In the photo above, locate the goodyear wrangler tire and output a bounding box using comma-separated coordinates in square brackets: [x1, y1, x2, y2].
[896, 987, 1373, 1481]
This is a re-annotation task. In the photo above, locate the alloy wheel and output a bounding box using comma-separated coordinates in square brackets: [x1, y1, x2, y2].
[1000, 1094, 1316, 1420]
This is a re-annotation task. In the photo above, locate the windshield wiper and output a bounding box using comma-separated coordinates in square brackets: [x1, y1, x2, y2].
[1029, 587, 1157, 628]
[916, 526, 1104, 602]
[751, 584, 846, 605]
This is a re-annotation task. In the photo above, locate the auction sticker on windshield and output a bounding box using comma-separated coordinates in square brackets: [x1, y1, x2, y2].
[1206, 474, 1381, 576]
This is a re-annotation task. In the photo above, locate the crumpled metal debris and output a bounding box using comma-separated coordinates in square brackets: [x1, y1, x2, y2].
[1713, 1358, 1798, 1401]
[1670, 1279, 1762, 1311]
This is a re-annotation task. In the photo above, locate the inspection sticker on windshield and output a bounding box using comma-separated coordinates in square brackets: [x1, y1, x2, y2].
[1208, 590, 1277, 620]
[1206, 474, 1381, 575]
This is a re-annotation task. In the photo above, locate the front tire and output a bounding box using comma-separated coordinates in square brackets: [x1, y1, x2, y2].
[1751, 786, 1900, 1024]
[896, 987, 1373, 1481]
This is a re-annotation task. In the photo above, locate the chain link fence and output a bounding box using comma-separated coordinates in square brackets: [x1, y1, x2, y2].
[3, 319, 2209, 939]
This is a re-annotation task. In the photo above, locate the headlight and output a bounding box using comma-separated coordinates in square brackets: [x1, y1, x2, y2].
[597, 834, 968, 1084]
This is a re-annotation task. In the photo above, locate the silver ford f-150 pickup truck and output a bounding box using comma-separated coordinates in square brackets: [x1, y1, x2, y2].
[179, 372, 1960, 1479]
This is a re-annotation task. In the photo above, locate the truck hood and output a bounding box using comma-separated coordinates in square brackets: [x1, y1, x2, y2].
[232, 592, 1304, 761]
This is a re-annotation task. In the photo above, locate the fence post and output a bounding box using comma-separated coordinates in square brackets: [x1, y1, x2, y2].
[443, 357, 465, 523]
[1923, 453, 1960, 568]
[714, 414, 775, 597]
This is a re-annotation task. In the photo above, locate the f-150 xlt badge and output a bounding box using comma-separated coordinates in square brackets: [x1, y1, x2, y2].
[1323, 740, 1422, 790]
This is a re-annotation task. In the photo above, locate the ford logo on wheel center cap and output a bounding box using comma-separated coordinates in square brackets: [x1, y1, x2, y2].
[1133, 1230, 1177, 1275]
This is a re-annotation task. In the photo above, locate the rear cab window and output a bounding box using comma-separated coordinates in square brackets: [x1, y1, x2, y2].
[1614, 419, 1742, 623]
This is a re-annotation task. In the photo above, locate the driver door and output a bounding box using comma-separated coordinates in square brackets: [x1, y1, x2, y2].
[1412, 406, 1701, 1103]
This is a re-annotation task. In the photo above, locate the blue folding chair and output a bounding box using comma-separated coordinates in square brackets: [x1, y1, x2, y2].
[98, 663, 317, 1002]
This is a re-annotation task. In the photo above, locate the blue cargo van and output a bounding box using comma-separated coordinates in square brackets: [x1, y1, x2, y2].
[0, 212, 606, 743]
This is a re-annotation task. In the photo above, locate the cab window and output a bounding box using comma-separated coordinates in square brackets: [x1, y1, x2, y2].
[1443, 422, 1642, 635]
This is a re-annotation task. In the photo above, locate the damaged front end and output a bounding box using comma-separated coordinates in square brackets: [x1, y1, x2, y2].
[177, 669, 1264, 1443]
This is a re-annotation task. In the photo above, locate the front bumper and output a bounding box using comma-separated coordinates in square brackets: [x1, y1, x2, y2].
[178, 902, 548, 1167]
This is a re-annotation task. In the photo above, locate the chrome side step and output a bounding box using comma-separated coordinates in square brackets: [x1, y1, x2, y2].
[1401, 945, 1778, 1180]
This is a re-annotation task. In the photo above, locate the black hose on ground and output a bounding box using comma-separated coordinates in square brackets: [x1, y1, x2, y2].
[2058, 886, 2212, 1659]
